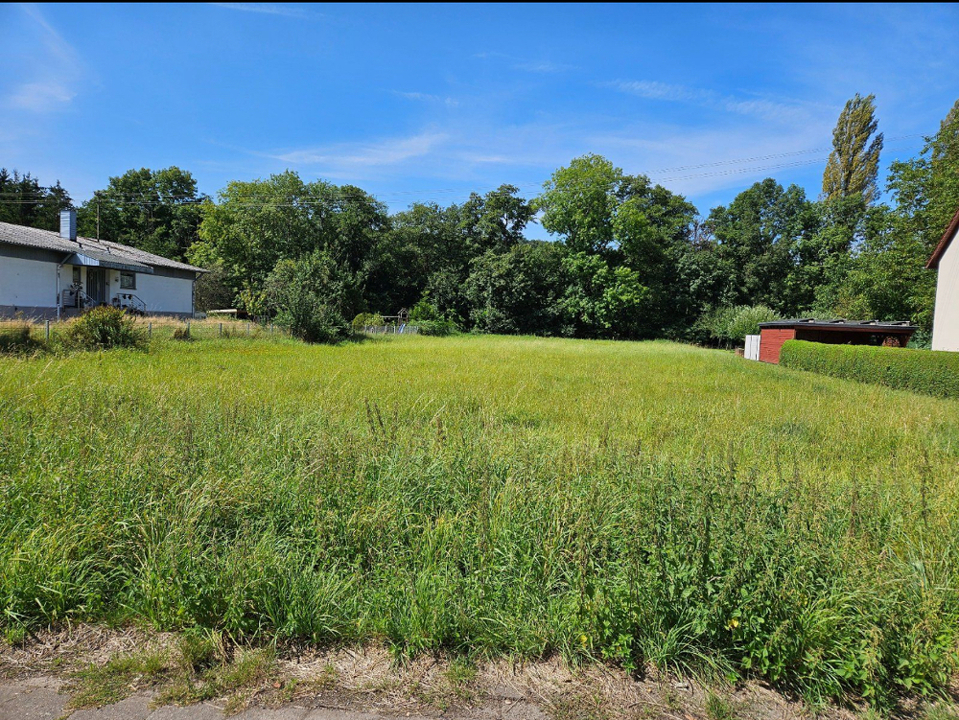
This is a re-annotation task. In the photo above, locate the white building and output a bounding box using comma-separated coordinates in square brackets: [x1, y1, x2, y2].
[928, 208, 959, 352]
[0, 211, 205, 319]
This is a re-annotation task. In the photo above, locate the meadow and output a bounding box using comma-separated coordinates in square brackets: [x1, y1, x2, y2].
[1, 333, 958, 707]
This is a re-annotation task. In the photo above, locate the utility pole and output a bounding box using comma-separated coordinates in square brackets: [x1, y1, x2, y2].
[96, 191, 100, 240]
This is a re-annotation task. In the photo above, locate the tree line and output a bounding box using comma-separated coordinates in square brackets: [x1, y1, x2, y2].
[4, 94, 958, 344]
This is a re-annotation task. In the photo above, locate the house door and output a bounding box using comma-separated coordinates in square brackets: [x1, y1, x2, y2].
[86, 268, 107, 304]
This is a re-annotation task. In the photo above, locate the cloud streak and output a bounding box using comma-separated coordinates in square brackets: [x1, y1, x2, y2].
[269, 132, 450, 172]
[393, 91, 460, 108]
[604, 79, 818, 124]
[209, 3, 317, 18]
[4, 4, 83, 113]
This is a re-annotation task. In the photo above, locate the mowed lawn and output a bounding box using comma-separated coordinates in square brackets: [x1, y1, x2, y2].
[2, 334, 958, 703]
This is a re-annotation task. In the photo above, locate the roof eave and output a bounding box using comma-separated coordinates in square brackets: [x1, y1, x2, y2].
[927, 206, 959, 269]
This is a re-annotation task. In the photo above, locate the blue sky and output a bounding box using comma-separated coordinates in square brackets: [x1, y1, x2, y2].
[2, 3, 958, 239]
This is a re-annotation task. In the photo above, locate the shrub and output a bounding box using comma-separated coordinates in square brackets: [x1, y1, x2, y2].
[64, 306, 146, 351]
[351, 312, 385, 330]
[701, 305, 782, 347]
[780, 340, 959, 398]
[416, 318, 458, 336]
[264, 253, 354, 344]
[0, 321, 43, 355]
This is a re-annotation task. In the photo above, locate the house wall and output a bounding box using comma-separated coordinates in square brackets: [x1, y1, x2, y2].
[0, 244, 196, 318]
[932, 229, 959, 351]
[759, 328, 796, 364]
[102, 267, 195, 316]
[0, 253, 61, 317]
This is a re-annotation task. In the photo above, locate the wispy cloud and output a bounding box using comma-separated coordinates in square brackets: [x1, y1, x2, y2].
[5, 5, 83, 113]
[512, 60, 576, 74]
[269, 132, 450, 172]
[475, 52, 577, 74]
[209, 3, 317, 18]
[8, 82, 76, 112]
[604, 79, 817, 124]
[393, 91, 460, 108]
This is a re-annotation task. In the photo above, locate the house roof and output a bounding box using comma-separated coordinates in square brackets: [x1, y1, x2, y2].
[927, 206, 959, 270]
[0, 221, 206, 274]
[759, 318, 917, 333]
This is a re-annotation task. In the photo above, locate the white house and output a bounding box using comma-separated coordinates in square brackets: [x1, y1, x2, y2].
[0, 210, 205, 319]
[928, 207, 959, 352]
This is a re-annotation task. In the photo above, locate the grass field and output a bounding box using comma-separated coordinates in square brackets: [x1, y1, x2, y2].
[1, 334, 958, 707]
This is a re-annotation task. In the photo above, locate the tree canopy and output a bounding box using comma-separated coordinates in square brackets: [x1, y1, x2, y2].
[4, 93, 957, 343]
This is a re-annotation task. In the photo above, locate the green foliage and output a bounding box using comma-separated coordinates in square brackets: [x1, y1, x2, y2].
[465, 243, 569, 336]
[77, 167, 205, 260]
[416, 318, 458, 336]
[822, 94, 884, 204]
[64, 306, 146, 351]
[193, 265, 235, 313]
[409, 298, 443, 322]
[560, 252, 649, 338]
[193, 171, 388, 311]
[2, 336, 959, 705]
[0, 321, 43, 355]
[264, 251, 355, 344]
[352, 312, 385, 330]
[69, 651, 170, 709]
[0, 168, 72, 230]
[707, 179, 819, 314]
[537, 154, 623, 255]
[701, 305, 782, 346]
[409, 299, 458, 335]
[780, 340, 959, 398]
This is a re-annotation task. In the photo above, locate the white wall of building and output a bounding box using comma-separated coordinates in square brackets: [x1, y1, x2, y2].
[0, 255, 59, 309]
[117, 270, 194, 315]
[1, 258, 194, 317]
[932, 231, 959, 351]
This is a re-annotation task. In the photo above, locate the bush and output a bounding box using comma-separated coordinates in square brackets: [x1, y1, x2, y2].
[701, 305, 782, 347]
[64, 306, 146, 351]
[0, 321, 43, 355]
[351, 312, 385, 330]
[780, 340, 959, 398]
[264, 253, 354, 344]
[416, 318, 458, 336]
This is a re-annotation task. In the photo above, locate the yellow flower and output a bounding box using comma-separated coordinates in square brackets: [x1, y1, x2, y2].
[579, 634, 589, 646]
[726, 618, 740, 629]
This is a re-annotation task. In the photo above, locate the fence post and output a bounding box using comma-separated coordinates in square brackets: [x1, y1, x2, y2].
[148, 322, 152, 338]
[246, 322, 250, 336]
[219, 322, 223, 337]
[45, 320, 50, 341]
[187, 320, 191, 336]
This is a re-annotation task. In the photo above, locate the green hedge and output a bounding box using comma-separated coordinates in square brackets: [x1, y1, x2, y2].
[780, 340, 959, 399]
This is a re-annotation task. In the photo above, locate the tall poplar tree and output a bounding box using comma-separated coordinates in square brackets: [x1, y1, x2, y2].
[822, 93, 884, 204]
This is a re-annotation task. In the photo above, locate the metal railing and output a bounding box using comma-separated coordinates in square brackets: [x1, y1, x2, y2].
[112, 293, 147, 314]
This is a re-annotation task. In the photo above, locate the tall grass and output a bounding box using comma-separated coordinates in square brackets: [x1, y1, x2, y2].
[1, 335, 958, 706]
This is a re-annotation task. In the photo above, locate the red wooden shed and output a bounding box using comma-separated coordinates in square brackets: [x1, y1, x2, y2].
[756, 319, 917, 364]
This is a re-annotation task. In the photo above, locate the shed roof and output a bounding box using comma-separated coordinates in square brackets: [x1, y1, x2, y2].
[0, 221, 206, 274]
[759, 319, 917, 333]
[927, 206, 959, 270]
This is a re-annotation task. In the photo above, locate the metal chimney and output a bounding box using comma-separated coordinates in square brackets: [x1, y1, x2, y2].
[59, 208, 77, 241]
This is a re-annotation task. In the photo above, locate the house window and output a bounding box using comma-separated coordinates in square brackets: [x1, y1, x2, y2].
[72, 266, 81, 284]
[119, 271, 136, 290]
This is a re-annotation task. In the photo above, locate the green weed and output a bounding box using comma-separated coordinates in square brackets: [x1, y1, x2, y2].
[2, 335, 959, 707]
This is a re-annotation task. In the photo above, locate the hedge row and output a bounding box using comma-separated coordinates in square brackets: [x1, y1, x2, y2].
[779, 340, 959, 399]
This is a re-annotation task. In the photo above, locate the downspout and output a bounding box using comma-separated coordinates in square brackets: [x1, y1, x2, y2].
[56, 254, 72, 321]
